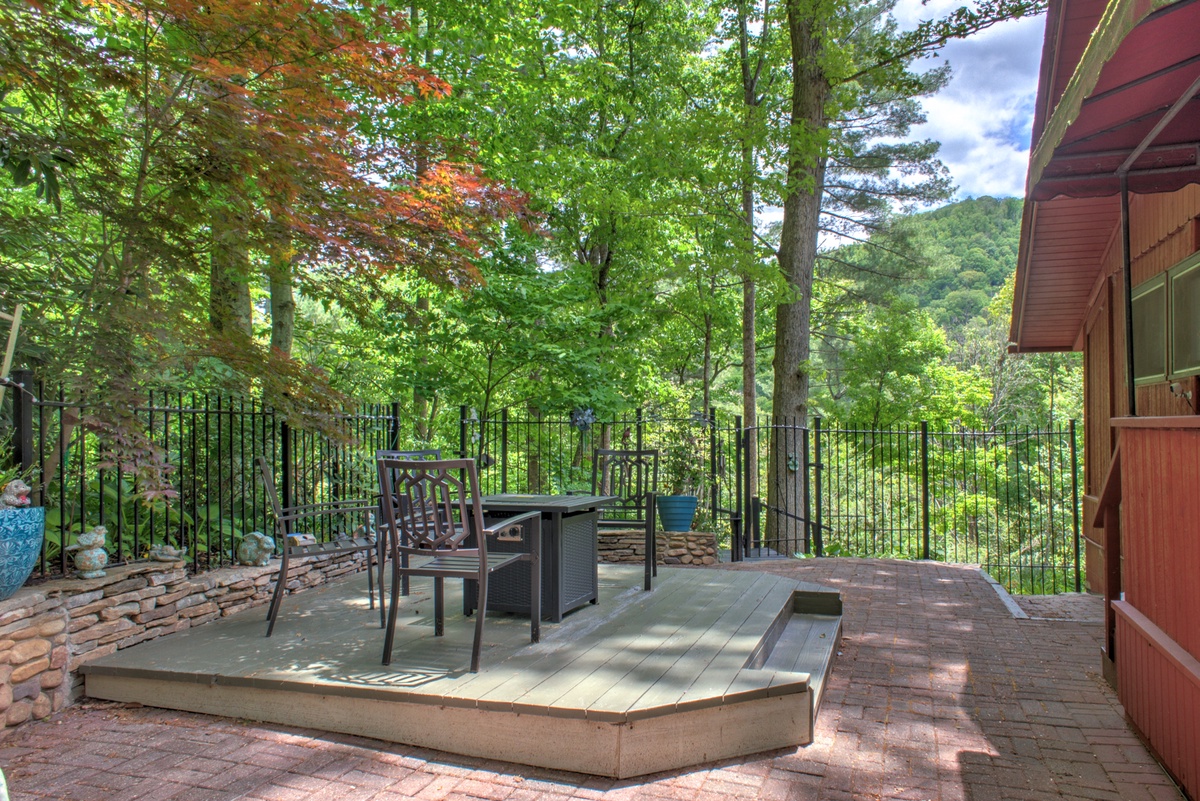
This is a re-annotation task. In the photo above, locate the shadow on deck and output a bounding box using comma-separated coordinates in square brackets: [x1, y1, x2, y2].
[81, 564, 840, 778]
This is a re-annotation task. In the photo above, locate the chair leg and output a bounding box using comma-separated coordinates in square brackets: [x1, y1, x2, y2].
[644, 495, 657, 591]
[265, 552, 289, 637]
[382, 553, 403, 665]
[471, 573, 487, 673]
[366, 543, 375, 611]
[376, 536, 387, 628]
[434, 577, 444, 637]
[530, 552, 541, 644]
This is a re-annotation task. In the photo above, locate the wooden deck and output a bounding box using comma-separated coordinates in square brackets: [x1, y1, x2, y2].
[82, 564, 841, 778]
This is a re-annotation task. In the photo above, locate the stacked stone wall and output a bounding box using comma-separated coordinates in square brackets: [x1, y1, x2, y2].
[598, 530, 718, 566]
[0, 549, 369, 731]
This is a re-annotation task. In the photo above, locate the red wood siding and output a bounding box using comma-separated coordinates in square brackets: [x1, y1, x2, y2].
[1130, 186, 1200, 276]
[1083, 285, 1113, 593]
[1136, 377, 1198, 417]
[1114, 601, 1200, 799]
[1119, 427, 1200, 656]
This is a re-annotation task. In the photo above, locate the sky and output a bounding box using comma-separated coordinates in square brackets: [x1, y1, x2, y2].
[895, 1, 1047, 201]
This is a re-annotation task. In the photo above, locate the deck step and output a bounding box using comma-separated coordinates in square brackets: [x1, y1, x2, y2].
[761, 612, 841, 713]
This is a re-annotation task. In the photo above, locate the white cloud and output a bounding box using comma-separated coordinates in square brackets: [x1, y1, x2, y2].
[898, 6, 1046, 200]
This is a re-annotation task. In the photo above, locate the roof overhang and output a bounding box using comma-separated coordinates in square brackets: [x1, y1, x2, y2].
[1011, 0, 1200, 352]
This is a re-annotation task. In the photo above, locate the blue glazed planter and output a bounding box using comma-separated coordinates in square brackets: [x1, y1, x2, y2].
[657, 495, 698, 532]
[0, 507, 44, 601]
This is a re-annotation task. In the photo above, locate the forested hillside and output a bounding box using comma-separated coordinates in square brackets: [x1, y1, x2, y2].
[809, 196, 1081, 429]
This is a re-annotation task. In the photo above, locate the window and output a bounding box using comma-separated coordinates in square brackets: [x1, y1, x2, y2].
[1170, 254, 1200, 377]
[1132, 251, 1200, 384]
[1132, 275, 1166, 384]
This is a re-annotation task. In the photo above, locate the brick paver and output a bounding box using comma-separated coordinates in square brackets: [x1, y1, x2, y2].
[0, 559, 1182, 800]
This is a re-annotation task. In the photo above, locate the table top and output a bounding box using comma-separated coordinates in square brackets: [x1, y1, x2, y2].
[481, 494, 620, 514]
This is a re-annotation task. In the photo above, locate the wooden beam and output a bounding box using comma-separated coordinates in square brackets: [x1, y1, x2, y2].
[0, 303, 22, 407]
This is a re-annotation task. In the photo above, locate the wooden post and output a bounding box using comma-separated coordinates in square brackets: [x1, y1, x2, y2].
[0, 303, 22, 408]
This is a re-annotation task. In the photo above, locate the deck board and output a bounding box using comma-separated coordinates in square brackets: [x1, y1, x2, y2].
[82, 564, 840, 777]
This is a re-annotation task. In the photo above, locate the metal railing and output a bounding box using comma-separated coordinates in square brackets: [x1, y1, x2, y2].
[732, 417, 1082, 595]
[4, 372, 1080, 594]
[5, 370, 409, 576]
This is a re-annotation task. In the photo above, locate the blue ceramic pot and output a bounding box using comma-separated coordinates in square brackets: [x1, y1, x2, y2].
[657, 495, 698, 532]
[0, 507, 44, 600]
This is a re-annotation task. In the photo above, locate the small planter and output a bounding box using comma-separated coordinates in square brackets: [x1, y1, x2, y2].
[657, 494, 698, 532]
[0, 506, 45, 600]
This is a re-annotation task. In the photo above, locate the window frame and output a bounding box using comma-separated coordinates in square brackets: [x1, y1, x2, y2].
[1131, 273, 1167, 386]
[1168, 252, 1200, 379]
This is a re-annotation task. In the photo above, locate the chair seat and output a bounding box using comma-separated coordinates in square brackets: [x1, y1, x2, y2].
[403, 551, 526, 577]
[287, 536, 376, 558]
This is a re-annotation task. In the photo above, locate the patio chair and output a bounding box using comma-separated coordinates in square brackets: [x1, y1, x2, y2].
[376, 457, 541, 673]
[376, 449, 441, 599]
[592, 448, 659, 591]
[257, 457, 383, 637]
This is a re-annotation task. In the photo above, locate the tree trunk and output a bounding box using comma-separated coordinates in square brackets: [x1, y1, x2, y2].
[209, 202, 253, 340]
[741, 176, 758, 502]
[267, 255, 294, 356]
[414, 295, 431, 441]
[737, 0, 765, 510]
[767, 0, 829, 551]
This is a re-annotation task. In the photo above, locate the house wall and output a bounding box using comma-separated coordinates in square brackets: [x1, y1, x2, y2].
[1075, 184, 1200, 799]
[1080, 185, 1200, 595]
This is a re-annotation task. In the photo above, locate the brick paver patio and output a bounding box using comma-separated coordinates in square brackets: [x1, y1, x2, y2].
[0, 559, 1182, 800]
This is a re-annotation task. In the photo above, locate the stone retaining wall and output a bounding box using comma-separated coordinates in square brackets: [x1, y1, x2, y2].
[0, 548, 369, 731]
[0, 531, 719, 733]
[598, 529, 718, 566]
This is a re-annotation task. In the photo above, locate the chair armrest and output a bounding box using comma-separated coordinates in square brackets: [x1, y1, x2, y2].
[482, 509, 541, 541]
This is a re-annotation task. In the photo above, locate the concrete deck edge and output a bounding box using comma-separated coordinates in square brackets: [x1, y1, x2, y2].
[84, 674, 812, 778]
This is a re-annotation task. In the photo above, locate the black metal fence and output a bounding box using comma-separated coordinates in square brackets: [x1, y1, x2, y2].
[3, 371, 1080, 594]
[5, 370, 415, 577]
[733, 417, 1082, 595]
[465, 407, 737, 529]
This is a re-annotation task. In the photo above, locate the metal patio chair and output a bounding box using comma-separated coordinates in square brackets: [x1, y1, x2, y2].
[592, 448, 659, 591]
[376, 457, 541, 673]
[376, 449, 441, 598]
[257, 457, 383, 637]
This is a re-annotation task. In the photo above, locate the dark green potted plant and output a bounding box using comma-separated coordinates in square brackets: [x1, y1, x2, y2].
[0, 466, 43, 600]
[658, 424, 703, 532]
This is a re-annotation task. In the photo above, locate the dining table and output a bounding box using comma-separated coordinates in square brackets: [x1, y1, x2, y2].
[468, 493, 619, 622]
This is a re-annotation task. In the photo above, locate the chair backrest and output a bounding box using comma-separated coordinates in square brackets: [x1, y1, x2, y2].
[375, 449, 441, 461]
[376, 457, 486, 555]
[376, 448, 442, 523]
[592, 449, 658, 523]
[256, 456, 378, 545]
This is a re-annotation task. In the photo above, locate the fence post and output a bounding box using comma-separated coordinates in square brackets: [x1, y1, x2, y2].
[803, 423, 812, 555]
[280, 419, 293, 511]
[920, 420, 930, 561]
[10, 368, 33, 475]
[813, 416, 823, 557]
[459, 405, 468, 459]
[501, 408, 509, 494]
[390, 401, 401, 449]
[1070, 418, 1081, 593]
[733, 415, 743, 562]
[708, 406, 718, 527]
[636, 408, 644, 453]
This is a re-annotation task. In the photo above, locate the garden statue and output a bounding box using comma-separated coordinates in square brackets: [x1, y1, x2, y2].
[67, 525, 109, 579]
[236, 531, 275, 566]
[0, 479, 30, 509]
[148, 544, 186, 562]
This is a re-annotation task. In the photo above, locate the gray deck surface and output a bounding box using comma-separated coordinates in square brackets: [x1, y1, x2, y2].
[84, 564, 838, 723]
